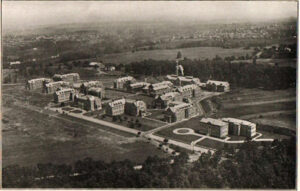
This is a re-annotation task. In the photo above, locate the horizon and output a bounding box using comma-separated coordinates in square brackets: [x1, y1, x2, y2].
[3, 1, 298, 32]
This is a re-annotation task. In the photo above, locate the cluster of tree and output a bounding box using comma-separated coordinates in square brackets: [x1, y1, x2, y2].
[3, 138, 295, 188]
[125, 56, 296, 90]
[259, 44, 297, 59]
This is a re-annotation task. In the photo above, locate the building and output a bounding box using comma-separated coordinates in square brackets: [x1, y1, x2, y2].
[148, 81, 173, 97]
[44, 81, 70, 94]
[206, 80, 230, 92]
[114, 76, 136, 89]
[87, 87, 105, 99]
[125, 99, 147, 116]
[10, 61, 21, 66]
[197, 118, 228, 138]
[80, 81, 103, 93]
[176, 84, 201, 98]
[74, 94, 102, 111]
[53, 88, 75, 103]
[222, 118, 256, 138]
[166, 75, 201, 86]
[89, 62, 105, 70]
[53, 73, 80, 83]
[164, 101, 197, 123]
[127, 82, 150, 92]
[154, 92, 182, 108]
[106, 98, 126, 116]
[26, 78, 52, 90]
[105, 66, 116, 71]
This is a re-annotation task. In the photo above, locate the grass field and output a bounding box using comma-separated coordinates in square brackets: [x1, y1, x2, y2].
[196, 139, 243, 150]
[101, 47, 254, 64]
[216, 88, 296, 119]
[250, 113, 296, 130]
[2, 86, 168, 167]
[105, 89, 135, 99]
[155, 117, 203, 144]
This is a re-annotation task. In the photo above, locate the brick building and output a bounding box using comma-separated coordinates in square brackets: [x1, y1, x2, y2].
[148, 81, 173, 97]
[125, 99, 147, 116]
[197, 118, 228, 138]
[106, 98, 126, 116]
[114, 76, 136, 89]
[222, 118, 256, 138]
[206, 80, 230, 92]
[44, 81, 70, 94]
[87, 87, 105, 99]
[176, 84, 202, 98]
[53, 88, 75, 103]
[53, 73, 80, 83]
[164, 101, 197, 123]
[154, 92, 182, 109]
[74, 94, 102, 111]
[27, 78, 52, 90]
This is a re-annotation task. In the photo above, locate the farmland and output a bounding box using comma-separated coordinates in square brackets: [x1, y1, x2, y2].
[101, 47, 254, 64]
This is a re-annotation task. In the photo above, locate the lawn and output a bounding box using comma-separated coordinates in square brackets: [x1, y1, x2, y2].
[196, 139, 243, 150]
[250, 113, 296, 130]
[155, 119, 202, 144]
[105, 89, 135, 99]
[101, 47, 254, 64]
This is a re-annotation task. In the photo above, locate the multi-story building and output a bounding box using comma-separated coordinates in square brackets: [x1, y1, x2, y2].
[44, 81, 70, 94]
[105, 98, 126, 116]
[125, 99, 147, 116]
[164, 101, 197, 123]
[113, 76, 136, 89]
[53, 73, 80, 83]
[154, 92, 182, 109]
[80, 81, 104, 93]
[206, 80, 230, 92]
[87, 87, 105, 99]
[27, 78, 52, 90]
[176, 84, 202, 98]
[53, 88, 75, 103]
[148, 81, 173, 97]
[74, 94, 102, 111]
[222, 118, 256, 138]
[127, 82, 150, 93]
[166, 75, 201, 86]
[197, 118, 228, 138]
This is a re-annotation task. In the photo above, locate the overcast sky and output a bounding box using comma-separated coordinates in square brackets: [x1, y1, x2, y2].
[3, 1, 298, 30]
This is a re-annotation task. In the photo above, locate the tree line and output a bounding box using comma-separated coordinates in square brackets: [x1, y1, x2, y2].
[125, 56, 296, 90]
[3, 138, 295, 188]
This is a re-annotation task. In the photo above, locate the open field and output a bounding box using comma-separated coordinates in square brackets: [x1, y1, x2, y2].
[231, 58, 297, 68]
[250, 113, 296, 130]
[2, 86, 168, 167]
[101, 47, 254, 64]
[216, 88, 296, 121]
[196, 139, 243, 150]
[105, 89, 135, 99]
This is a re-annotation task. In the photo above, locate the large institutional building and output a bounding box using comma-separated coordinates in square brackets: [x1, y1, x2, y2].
[106, 98, 126, 116]
[114, 76, 136, 89]
[27, 78, 52, 90]
[166, 75, 201, 86]
[222, 118, 256, 138]
[74, 94, 102, 111]
[147, 81, 173, 97]
[154, 92, 182, 109]
[87, 87, 105, 99]
[197, 118, 229, 138]
[53, 88, 75, 103]
[164, 101, 197, 123]
[44, 81, 70, 94]
[176, 84, 202, 98]
[125, 99, 147, 116]
[53, 73, 80, 83]
[205, 80, 230, 92]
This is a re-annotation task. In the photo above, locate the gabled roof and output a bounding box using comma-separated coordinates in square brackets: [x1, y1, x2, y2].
[222, 118, 256, 127]
[200, 118, 228, 127]
[207, 80, 229, 86]
[108, 98, 126, 107]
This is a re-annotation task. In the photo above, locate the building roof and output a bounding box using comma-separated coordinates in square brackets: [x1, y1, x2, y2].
[53, 73, 79, 78]
[82, 81, 103, 87]
[222, 118, 256, 127]
[115, 76, 134, 83]
[46, 81, 69, 87]
[108, 98, 126, 107]
[207, 80, 229, 86]
[129, 82, 150, 88]
[200, 118, 228, 126]
[88, 87, 104, 93]
[160, 92, 181, 101]
[55, 88, 75, 95]
[151, 81, 173, 90]
[28, 78, 51, 83]
[167, 102, 192, 113]
[126, 99, 146, 107]
[177, 84, 198, 93]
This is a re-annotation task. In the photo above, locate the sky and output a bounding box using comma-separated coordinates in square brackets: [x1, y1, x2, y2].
[3, 1, 298, 31]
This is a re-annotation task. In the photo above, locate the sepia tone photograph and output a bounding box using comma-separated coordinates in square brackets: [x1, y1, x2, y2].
[1, 1, 297, 189]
